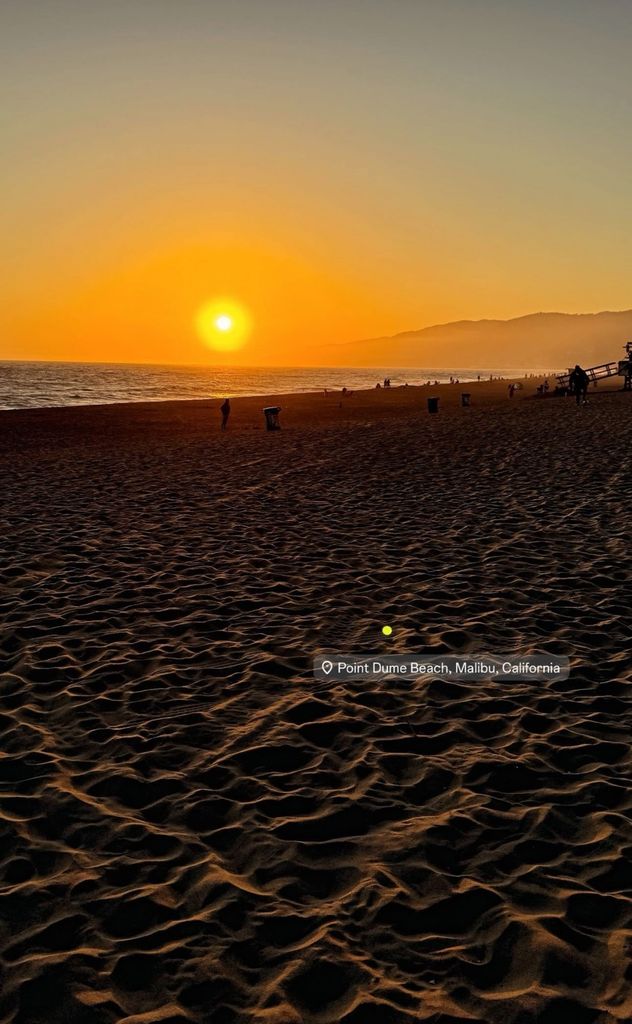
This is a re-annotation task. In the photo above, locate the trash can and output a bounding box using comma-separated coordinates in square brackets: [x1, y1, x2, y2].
[427, 396, 439, 414]
[263, 406, 281, 431]
[461, 392, 471, 407]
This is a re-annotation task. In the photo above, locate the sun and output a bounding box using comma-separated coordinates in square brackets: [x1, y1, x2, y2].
[195, 299, 252, 352]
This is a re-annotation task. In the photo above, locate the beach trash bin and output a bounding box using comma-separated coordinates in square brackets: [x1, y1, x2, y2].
[263, 406, 281, 431]
[461, 392, 471, 407]
[427, 396, 439, 414]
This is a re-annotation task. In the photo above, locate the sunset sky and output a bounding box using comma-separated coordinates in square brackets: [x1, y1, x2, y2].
[4, 0, 632, 366]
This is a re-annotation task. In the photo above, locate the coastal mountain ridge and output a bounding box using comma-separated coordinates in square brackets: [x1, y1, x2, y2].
[340, 309, 632, 369]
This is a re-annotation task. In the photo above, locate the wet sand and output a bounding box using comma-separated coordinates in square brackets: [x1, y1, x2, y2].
[1, 380, 632, 1024]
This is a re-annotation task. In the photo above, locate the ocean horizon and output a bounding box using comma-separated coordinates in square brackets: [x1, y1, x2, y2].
[0, 360, 556, 411]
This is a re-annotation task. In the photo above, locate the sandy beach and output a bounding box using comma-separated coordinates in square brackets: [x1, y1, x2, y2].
[1, 380, 632, 1024]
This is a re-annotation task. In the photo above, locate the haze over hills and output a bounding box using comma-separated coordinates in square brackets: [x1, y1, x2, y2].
[336, 310, 632, 370]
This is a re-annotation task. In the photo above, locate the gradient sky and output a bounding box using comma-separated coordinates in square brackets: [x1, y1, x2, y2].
[4, 0, 632, 365]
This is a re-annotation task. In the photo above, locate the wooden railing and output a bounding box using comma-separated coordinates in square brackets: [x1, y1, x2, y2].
[556, 361, 620, 388]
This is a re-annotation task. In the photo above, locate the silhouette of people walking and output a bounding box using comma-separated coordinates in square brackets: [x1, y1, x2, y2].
[569, 365, 589, 405]
[220, 397, 231, 430]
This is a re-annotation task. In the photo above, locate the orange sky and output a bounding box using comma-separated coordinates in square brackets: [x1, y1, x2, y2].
[4, 1, 632, 366]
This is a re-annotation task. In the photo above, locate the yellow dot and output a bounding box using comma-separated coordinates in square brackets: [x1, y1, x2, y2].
[382, 625, 393, 636]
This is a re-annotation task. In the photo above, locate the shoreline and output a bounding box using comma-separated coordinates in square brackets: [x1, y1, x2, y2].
[0, 374, 549, 421]
[1, 373, 627, 432]
[0, 364, 561, 415]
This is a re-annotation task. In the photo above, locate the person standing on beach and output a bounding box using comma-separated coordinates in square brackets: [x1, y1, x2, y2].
[569, 365, 589, 405]
[220, 397, 231, 430]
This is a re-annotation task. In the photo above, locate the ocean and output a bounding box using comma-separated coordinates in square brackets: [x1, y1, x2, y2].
[0, 361, 545, 411]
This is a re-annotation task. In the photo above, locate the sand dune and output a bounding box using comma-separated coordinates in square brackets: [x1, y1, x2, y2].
[1, 381, 631, 1023]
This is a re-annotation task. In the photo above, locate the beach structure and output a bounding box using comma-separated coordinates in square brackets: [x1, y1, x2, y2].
[556, 341, 632, 391]
[619, 341, 632, 390]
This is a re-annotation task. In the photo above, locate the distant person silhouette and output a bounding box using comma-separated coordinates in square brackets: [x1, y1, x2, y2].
[220, 397, 231, 430]
[569, 365, 589, 405]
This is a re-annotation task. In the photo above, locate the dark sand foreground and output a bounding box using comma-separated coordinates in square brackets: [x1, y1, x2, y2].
[1, 381, 632, 1024]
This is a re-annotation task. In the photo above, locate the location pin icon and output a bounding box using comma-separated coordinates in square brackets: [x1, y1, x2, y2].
[321, 660, 333, 675]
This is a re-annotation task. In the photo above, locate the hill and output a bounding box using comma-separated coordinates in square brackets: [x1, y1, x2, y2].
[336, 310, 632, 369]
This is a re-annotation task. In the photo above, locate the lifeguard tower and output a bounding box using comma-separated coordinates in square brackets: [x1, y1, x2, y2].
[618, 341, 632, 390]
[556, 341, 632, 392]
